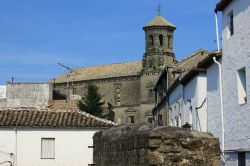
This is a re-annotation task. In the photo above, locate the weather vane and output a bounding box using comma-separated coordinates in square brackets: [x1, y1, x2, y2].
[157, 4, 161, 15]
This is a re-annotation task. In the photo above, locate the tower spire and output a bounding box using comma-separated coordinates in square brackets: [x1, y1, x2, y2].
[157, 4, 161, 15]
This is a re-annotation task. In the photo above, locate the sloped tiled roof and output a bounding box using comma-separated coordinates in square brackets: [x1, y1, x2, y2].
[143, 15, 176, 29]
[166, 52, 222, 95]
[176, 50, 211, 70]
[0, 108, 115, 128]
[52, 61, 142, 83]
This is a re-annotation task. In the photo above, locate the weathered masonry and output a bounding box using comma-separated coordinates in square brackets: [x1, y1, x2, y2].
[51, 12, 210, 125]
[93, 123, 221, 166]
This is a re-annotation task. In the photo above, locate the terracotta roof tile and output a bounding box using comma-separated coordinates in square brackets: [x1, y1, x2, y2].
[143, 15, 176, 28]
[0, 108, 115, 128]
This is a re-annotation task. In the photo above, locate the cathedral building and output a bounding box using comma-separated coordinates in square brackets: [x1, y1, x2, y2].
[52, 13, 210, 124]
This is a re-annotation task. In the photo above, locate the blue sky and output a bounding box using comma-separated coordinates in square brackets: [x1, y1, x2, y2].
[0, 0, 221, 84]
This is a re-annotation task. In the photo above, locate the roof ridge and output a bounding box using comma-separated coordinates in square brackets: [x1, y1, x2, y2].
[176, 49, 210, 66]
[0, 108, 117, 127]
[76, 61, 141, 70]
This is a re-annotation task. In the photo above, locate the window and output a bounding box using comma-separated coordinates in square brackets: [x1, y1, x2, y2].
[158, 34, 163, 46]
[148, 89, 154, 97]
[148, 117, 152, 124]
[237, 67, 247, 105]
[158, 114, 163, 126]
[115, 87, 121, 106]
[41, 138, 55, 159]
[129, 115, 135, 124]
[175, 116, 178, 127]
[227, 11, 234, 38]
[238, 152, 246, 166]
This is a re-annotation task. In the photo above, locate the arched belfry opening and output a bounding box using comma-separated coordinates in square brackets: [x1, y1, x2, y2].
[142, 11, 176, 72]
[159, 34, 163, 46]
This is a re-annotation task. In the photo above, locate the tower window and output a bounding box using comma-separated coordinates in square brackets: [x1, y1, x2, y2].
[159, 34, 163, 46]
[150, 35, 154, 46]
[115, 87, 121, 106]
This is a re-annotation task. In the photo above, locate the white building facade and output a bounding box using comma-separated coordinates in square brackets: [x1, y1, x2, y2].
[0, 108, 114, 166]
[168, 54, 222, 134]
[216, 0, 250, 165]
[168, 71, 208, 132]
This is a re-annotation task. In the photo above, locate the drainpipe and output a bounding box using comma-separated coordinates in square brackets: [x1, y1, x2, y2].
[14, 126, 17, 166]
[214, 12, 220, 52]
[213, 57, 225, 163]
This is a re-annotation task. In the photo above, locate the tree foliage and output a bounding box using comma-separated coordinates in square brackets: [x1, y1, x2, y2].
[78, 84, 115, 122]
[78, 84, 104, 117]
[102, 102, 115, 122]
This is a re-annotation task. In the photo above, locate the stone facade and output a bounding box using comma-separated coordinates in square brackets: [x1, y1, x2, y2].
[52, 14, 210, 124]
[93, 123, 221, 166]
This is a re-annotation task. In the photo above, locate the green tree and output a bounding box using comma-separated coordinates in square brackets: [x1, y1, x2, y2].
[78, 84, 104, 117]
[102, 102, 115, 122]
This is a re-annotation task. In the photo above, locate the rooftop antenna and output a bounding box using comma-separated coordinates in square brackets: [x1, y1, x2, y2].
[11, 77, 15, 83]
[57, 63, 80, 110]
[157, 4, 161, 15]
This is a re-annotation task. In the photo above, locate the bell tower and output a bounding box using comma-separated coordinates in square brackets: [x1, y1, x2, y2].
[142, 11, 176, 72]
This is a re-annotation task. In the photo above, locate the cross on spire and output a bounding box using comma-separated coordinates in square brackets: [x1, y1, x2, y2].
[157, 4, 161, 15]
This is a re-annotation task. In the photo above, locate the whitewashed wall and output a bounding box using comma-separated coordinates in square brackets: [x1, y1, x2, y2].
[6, 83, 52, 108]
[0, 128, 99, 166]
[168, 73, 207, 132]
[169, 84, 183, 127]
[184, 73, 207, 132]
[206, 63, 221, 143]
[221, 0, 250, 164]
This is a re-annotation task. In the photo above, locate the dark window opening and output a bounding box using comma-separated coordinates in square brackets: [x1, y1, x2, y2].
[148, 89, 154, 97]
[158, 115, 163, 126]
[129, 116, 135, 124]
[148, 117, 152, 124]
[229, 12, 234, 36]
[159, 34, 163, 46]
[238, 152, 246, 166]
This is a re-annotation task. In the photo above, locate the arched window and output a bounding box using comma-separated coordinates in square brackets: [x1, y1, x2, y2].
[129, 115, 135, 124]
[159, 34, 163, 46]
[150, 35, 154, 46]
[115, 87, 121, 106]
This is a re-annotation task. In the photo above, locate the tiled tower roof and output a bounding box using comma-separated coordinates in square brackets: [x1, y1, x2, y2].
[143, 15, 176, 29]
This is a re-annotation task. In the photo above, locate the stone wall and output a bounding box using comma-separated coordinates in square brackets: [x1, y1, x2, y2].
[93, 123, 220, 166]
[54, 77, 142, 123]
